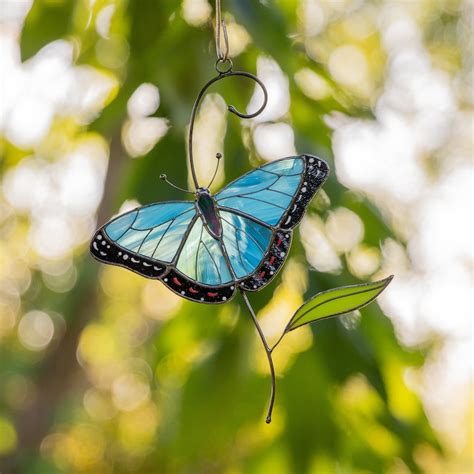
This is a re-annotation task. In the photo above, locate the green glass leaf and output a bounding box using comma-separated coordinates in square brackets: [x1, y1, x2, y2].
[286, 276, 394, 332]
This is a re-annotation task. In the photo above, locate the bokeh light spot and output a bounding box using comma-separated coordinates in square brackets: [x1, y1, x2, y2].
[18, 310, 55, 351]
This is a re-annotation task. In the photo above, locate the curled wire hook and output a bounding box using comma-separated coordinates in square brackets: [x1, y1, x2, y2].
[188, 69, 268, 189]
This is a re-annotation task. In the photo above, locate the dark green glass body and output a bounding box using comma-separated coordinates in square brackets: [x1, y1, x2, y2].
[196, 188, 222, 239]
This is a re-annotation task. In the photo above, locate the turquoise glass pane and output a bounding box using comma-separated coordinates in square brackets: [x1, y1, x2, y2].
[105, 210, 138, 240]
[154, 210, 196, 262]
[215, 157, 303, 226]
[269, 175, 301, 196]
[139, 222, 173, 258]
[105, 202, 196, 263]
[116, 228, 150, 253]
[264, 157, 303, 175]
[218, 196, 284, 225]
[220, 211, 272, 279]
[133, 202, 194, 230]
[177, 219, 233, 285]
[215, 169, 278, 200]
[246, 189, 293, 208]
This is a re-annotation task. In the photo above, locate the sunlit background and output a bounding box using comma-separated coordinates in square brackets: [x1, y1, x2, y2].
[0, 0, 472, 472]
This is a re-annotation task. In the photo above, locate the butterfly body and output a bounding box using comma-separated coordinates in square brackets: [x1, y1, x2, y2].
[91, 155, 329, 304]
[195, 188, 222, 239]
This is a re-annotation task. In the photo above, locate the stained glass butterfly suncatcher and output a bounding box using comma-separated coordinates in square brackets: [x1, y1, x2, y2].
[90, 14, 392, 423]
[91, 154, 328, 303]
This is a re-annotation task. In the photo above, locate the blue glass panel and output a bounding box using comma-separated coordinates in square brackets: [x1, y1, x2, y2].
[220, 211, 273, 279]
[215, 170, 278, 200]
[116, 228, 150, 253]
[269, 175, 301, 196]
[215, 157, 304, 226]
[245, 189, 293, 208]
[133, 202, 195, 230]
[197, 230, 233, 284]
[176, 219, 202, 280]
[139, 222, 173, 258]
[177, 218, 233, 285]
[218, 196, 284, 226]
[154, 210, 195, 262]
[105, 202, 196, 263]
[263, 157, 303, 175]
[105, 210, 138, 240]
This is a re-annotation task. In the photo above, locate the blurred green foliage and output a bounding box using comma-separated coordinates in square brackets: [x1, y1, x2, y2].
[1, 0, 458, 473]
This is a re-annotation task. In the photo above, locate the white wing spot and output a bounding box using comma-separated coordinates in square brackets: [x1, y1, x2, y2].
[164, 278, 168, 282]
[118, 252, 122, 256]
[222, 296, 227, 301]
[143, 262, 152, 267]
[301, 187, 307, 193]
[93, 242, 99, 250]
[280, 252, 285, 257]
[123, 254, 129, 260]
[285, 216, 292, 225]
[131, 258, 140, 263]
[309, 157, 314, 163]
[181, 291, 185, 295]
[97, 234, 102, 240]
[100, 251, 107, 256]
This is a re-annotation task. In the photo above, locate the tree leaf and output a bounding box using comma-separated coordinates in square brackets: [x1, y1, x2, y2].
[285, 276, 394, 332]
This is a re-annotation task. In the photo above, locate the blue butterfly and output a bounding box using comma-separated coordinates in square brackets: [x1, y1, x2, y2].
[90, 154, 329, 304]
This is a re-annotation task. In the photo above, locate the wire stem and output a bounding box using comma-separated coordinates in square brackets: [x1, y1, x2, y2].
[270, 330, 286, 353]
[240, 289, 276, 424]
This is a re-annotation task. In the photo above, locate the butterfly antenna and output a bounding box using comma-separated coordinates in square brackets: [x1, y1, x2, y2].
[160, 174, 195, 194]
[207, 152, 222, 189]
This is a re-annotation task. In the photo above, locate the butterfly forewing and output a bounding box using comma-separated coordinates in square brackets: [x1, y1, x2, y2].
[216, 155, 329, 291]
[91, 202, 197, 278]
[215, 158, 305, 227]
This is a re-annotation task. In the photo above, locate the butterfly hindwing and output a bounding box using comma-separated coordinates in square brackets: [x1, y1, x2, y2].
[238, 229, 292, 291]
[220, 211, 274, 279]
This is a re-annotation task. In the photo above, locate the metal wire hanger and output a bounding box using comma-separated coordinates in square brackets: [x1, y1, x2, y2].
[189, 0, 275, 423]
